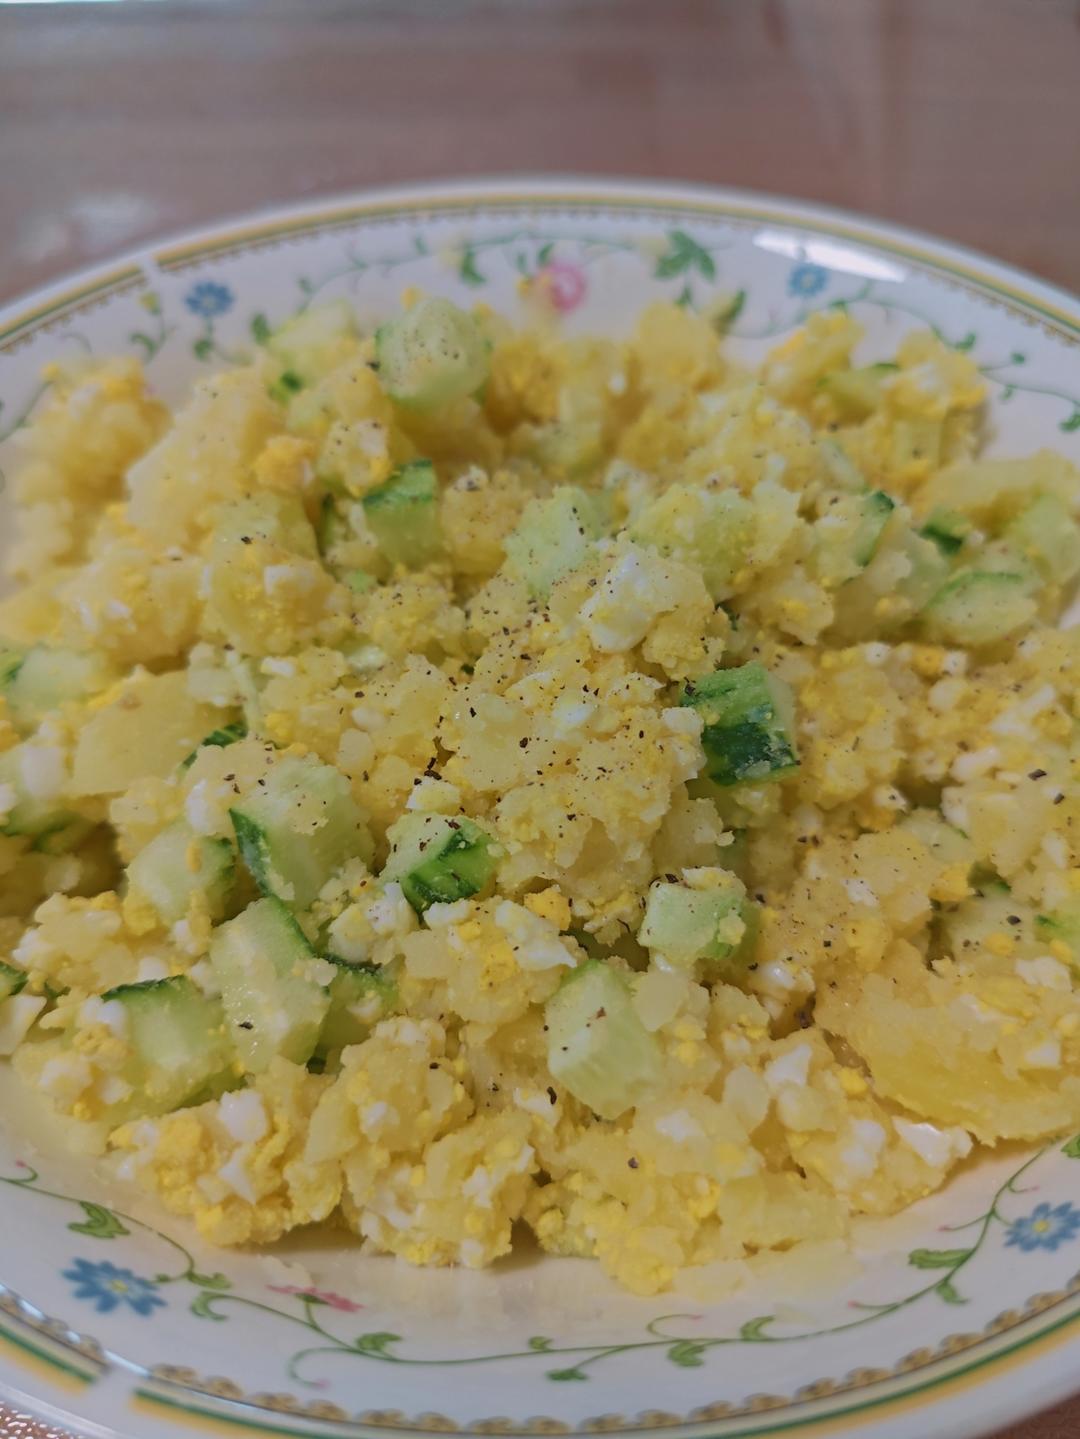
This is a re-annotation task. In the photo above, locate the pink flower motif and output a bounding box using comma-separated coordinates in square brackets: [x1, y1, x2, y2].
[269, 1285, 364, 1314]
[536, 260, 587, 314]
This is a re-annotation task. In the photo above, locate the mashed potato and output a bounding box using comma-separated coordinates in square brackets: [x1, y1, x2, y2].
[1, 294, 1080, 1295]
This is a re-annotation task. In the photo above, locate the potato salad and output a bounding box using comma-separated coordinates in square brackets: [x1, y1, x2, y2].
[2, 291, 1080, 1295]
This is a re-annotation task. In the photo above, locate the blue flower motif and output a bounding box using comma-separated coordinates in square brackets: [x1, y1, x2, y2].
[1006, 1202, 1080, 1253]
[787, 262, 829, 299]
[62, 1258, 165, 1316]
[184, 281, 233, 319]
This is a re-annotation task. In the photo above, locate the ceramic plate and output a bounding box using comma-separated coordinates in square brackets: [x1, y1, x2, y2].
[1, 179, 1079, 1439]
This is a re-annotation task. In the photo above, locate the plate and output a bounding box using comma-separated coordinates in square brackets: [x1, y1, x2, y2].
[1, 178, 1079, 1439]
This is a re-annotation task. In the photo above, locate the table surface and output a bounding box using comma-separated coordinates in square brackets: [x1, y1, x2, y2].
[2, 0, 1080, 1434]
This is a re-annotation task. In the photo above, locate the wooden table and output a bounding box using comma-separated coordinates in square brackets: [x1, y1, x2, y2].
[1, 0, 1079, 1434]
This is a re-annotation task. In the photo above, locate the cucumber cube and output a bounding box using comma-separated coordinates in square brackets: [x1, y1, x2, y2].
[504, 486, 606, 599]
[630, 484, 755, 603]
[127, 820, 235, 926]
[920, 507, 973, 556]
[852, 491, 897, 565]
[362, 460, 442, 569]
[317, 958, 398, 1056]
[545, 961, 664, 1120]
[1036, 900, 1080, 966]
[1005, 494, 1080, 585]
[375, 296, 490, 410]
[181, 721, 247, 770]
[100, 976, 234, 1117]
[681, 663, 799, 787]
[1, 646, 113, 733]
[814, 490, 895, 586]
[0, 743, 92, 853]
[639, 874, 757, 971]
[344, 569, 376, 594]
[383, 812, 496, 914]
[210, 897, 332, 1073]
[923, 570, 1037, 646]
[231, 754, 372, 909]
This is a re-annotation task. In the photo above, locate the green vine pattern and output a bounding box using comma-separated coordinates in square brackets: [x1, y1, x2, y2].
[287, 227, 729, 311]
[173, 226, 1080, 433]
[1, 1163, 229, 1292]
[3, 1136, 1079, 1388]
[3, 222, 1078, 458]
[127, 291, 174, 365]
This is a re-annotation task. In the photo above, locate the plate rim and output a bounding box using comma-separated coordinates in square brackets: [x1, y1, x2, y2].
[1, 175, 1079, 1439]
[0, 175, 1078, 352]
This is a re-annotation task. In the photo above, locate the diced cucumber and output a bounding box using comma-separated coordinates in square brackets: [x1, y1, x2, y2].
[375, 297, 490, 409]
[525, 420, 605, 481]
[265, 301, 357, 395]
[638, 874, 757, 972]
[1004, 494, 1080, 585]
[344, 569, 376, 594]
[628, 484, 754, 602]
[127, 820, 235, 926]
[923, 570, 1037, 646]
[317, 957, 398, 1056]
[209, 897, 332, 1073]
[0, 743, 91, 854]
[0, 960, 27, 1002]
[1035, 899, 1080, 965]
[814, 490, 895, 586]
[977, 536, 1041, 582]
[818, 362, 898, 418]
[896, 528, 955, 613]
[231, 754, 372, 909]
[99, 976, 234, 1117]
[852, 492, 897, 565]
[181, 721, 247, 770]
[383, 812, 496, 914]
[1, 646, 113, 732]
[545, 960, 664, 1120]
[361, 460, 442, 569]
[920, 507, 973, 556]
[681, 663, 799, 787]
[504, 486, 606, 599]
